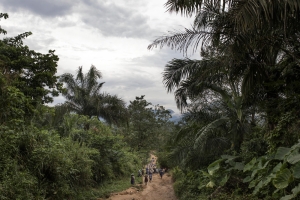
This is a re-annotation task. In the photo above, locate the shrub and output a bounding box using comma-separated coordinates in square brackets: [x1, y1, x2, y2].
[0, 125, 95, 199]
[172, 167, 212, 200]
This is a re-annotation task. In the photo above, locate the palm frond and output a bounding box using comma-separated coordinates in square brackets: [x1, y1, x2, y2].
[164, 0, 203, 16]
[174, 122, 199, 143]
[174, 83, 189, 111]
[230, 0, 261, 32]
[241, 63, 265, 101]
[194, 116, 229, 150]
[193, 0, 229, 29]
[163, 58, 201, 92]
[91, 82, 105, 96]
[148, 27, 214, 55]
[87, 65, 102, 93]
[97, 93, 127, 125]
[165, 0, 232, 17]
[64, 101, 82, 114]
[230, 0, 300, 33]
[168, 136, 194, 167]
[59, 73, 76, 94]
[76, 66, 84, 85]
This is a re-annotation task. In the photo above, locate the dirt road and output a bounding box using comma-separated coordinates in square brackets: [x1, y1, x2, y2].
[103, 155, 177, 200]
[105, 173, 177, 200]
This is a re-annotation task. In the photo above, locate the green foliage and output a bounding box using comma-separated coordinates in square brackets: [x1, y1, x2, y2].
[0, 111, 142, 199]
[82, 176, 141, 199]
[0, 34, 62, 107]
[0, 86, 28, 127]
[0, 13, 8, 34]
[43, 113, 142, 184]
[200, 140, 300, 199]
[203, 155, 245, 190]
[0, 163, 43, 200]
[267, 111, 300, 152]
[0, 15, 62, 122]
[147, 0, 300, 199]
[0, 12, 146, 200]
[125, 95, 173, 152]
[164, 96, 251, 171]
[0, 125, 95, 199]
[156, 151, 173, 169]
[172, 165, 263, 200]
[240, 127, 268, 163]
[172, 167, 211, 200]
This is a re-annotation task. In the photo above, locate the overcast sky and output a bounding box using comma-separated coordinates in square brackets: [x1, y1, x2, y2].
[0, 0, 197, 114]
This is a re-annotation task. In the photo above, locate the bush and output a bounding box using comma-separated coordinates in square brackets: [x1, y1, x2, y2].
[0, 125, 95, 199]
[0, 113, 143, 199]
[0, 161, 43, 200]
[172, 167, 211, 200]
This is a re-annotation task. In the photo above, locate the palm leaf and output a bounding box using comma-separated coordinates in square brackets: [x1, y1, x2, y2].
[194, 116, 229, 149]
[164, 0, 203, 16]
[148, 27, 214, 55]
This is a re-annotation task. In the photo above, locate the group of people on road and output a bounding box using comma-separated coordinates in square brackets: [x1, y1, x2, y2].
[131, 157, 166, 186]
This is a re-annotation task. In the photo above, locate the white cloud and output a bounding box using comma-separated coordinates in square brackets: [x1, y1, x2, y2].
[0, 0, 196, 114]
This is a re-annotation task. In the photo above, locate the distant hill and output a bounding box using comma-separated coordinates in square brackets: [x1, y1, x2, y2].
[167, 109, 182, 123]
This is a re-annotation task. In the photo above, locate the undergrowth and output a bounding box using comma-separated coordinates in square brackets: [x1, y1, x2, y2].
[82, 176, 144, 199]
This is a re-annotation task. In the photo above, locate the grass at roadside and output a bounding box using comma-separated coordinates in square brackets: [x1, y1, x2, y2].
[81, 175, 144, 199]
[80, 151, 150, 199]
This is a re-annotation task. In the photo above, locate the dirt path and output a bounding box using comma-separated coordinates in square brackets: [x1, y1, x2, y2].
[102, 155, 177, 200]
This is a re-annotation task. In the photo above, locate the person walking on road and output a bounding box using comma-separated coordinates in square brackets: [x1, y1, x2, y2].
[149, 172, 153, 182]
[144, 175, 149, 185]
[131, 174, 135, 185]
[159, 169, 164, 179]
[149, 167, 154, 182]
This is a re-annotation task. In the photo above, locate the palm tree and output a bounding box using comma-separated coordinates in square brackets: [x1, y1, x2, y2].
[150, 20, 255, 152]
[168, 102, 231, 169]
[169, 57, 251, 147]
[59, 65, 127, 125]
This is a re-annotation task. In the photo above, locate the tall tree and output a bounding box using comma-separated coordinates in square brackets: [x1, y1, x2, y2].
[59, 65, 127, 125]
[0, 13, 62, 124]
[125, 95, 173, 151]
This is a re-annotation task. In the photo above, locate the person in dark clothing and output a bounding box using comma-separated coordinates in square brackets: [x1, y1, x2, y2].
[149, 173, 153, 182]
[131, 174, 135, 185]
[149, 167, 153, 182]
[159, 169, 164, 179]
[144, 175, 149, 185]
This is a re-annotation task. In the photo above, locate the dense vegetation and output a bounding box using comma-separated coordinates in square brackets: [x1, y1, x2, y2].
[149, 0, 300, 199]
[0, 13, 176, 199]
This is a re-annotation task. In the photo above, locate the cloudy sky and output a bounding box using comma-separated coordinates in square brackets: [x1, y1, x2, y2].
[0, 0, 197, 114]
